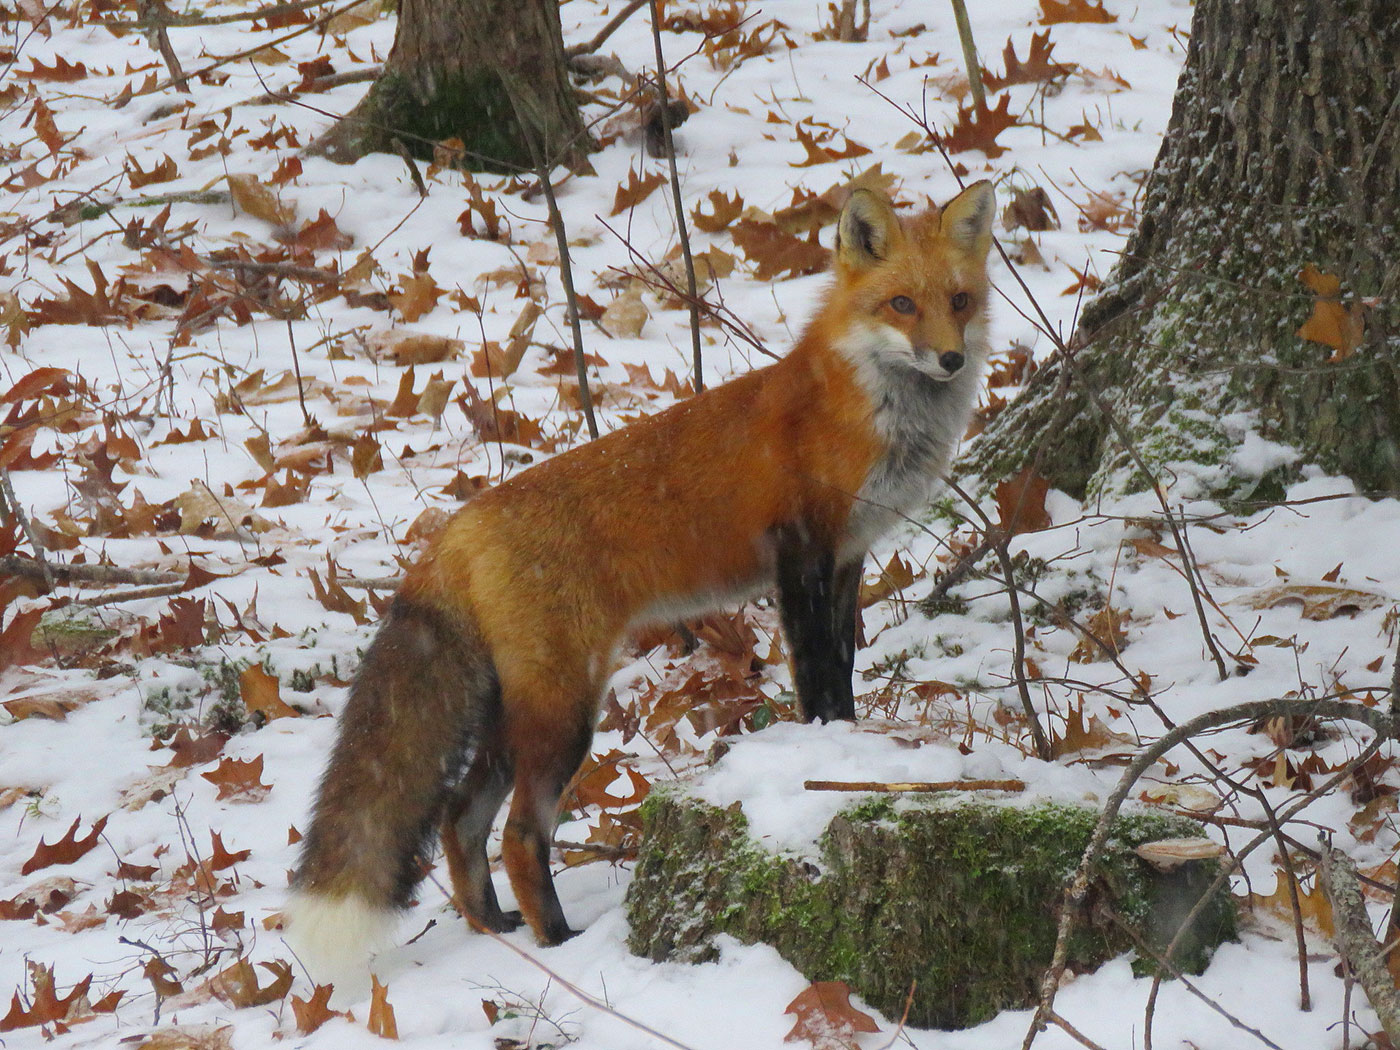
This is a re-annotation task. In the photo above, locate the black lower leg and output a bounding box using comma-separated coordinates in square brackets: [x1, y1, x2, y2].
[774, 523, 861, 722]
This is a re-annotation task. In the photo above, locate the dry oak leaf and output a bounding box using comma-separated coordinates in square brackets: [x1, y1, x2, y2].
[201, 755, 271, 802]
[173, 483, 273, 537]
[1250, 871, 1333, 938]
[0, 964, 120, 1032]
[127, 154, 179, 189]
[1242, 582, 1386, 621]
[982, 31, 1075, 91]
[209, 958, 293, 1009]
[137, 1025, 235, 1050]
[389, 270, 444, 323]
[226, 173, 296, 226]
[292, 208, 353, 252]
[352, 433, 384, 479]
[859, 550, 917, 609]
[692, 189, 744, 232]
[1069, 605, 1130, 662]
[942, 94, 1018, 158]
[368, 974, 399, 1039]
[994, 467, 1052, 536]
[571, 753, 651, 810]
[783, 981, 880, 1049]
[20, 815, 108, 876]
[730, 220, 828, 281]
[371, 330, 463, 367]
[161, 727, 230, 768]
[2, 686, 97, 721]
[611, 165, 667, 215]
[1050, 700, 1134, 757]
[292, 984, 346, 1035]
[31, 97, 64, 155]
[601, 285, 649, 338]
[19, 55, 88, 81]
[239, 664, 298, 721]
[791, 124, 872, 167]
[1296, 263, 1365, 360]
[1040, 0, 1116, 23]
[1002, 186, 1059, 232]
[0, 607, 45, 673]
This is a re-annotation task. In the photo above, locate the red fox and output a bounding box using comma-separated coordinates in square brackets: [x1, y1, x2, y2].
[287, 181, 996, 976]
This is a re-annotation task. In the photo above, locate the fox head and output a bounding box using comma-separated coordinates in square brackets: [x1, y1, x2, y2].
[827, 181, 995, 385]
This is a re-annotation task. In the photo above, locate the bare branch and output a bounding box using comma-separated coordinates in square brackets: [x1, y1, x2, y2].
[647, 0, 704, 392]
[567, 0, 647, 58]
[0, 556, 183, 588]
[1320, 845, 1400, 1044]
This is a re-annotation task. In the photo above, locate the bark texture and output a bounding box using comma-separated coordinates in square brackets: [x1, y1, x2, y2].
[310, 0, 588, 171]
[967, 0, 1400, 499]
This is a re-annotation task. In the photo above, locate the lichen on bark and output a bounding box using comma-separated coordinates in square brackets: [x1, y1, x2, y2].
[967, 0, 1400, 500]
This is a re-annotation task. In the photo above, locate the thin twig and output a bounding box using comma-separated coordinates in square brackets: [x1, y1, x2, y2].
[391, 137, 428, 199]
[138, 0, 191, 95]
[567, 0, 647, 57]
[1107, 908, 1286, 1050]
[1164, 503, 1229, 681]
[115, 0, 368, 105]
[1251, 785, 1312, 1011]
[103, 0, 340, 30]
[286, 320, 315, 429]
[71, 582, 188, 608]
[209, 259, 340, 284]
[648, 0, 704, 393]
[1047, 1010, 1109, 1050]
[427, 872, 699, 1050]
[597, 216, 778, 361]
[1, 472, 55, 591]
[945, 478, 1053, 760]
[803, 778, 1025, 793]
[531, 161, 598, 441]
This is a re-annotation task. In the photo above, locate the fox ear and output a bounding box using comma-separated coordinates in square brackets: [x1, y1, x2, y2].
[835, 189, 901, 271]
[940, 180, 996, 256]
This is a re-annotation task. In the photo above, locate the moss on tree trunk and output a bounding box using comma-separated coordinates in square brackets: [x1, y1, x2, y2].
[967, 0, 1400, 500]
[310, 0, 588, 172]
[626, 789, 1236, 1030]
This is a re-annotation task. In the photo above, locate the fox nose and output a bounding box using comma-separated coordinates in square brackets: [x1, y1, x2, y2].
[938, 351, 964, 374]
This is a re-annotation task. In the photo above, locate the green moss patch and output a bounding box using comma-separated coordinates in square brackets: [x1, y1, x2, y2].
[626, 790, 1235, 1029]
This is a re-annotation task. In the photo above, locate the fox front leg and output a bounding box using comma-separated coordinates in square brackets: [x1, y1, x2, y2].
[774, 523, 861, 722]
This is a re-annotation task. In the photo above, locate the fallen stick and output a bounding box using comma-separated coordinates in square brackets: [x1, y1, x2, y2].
[0, 557, 183, 588]
[804, 779, 1026, 793]
[1319, 843, 1400, 1043]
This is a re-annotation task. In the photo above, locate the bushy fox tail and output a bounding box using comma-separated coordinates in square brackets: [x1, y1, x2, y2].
[285, 595, 498, 981]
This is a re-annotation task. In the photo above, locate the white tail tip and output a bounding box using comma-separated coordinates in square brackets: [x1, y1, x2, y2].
[284, 891, 397, 989]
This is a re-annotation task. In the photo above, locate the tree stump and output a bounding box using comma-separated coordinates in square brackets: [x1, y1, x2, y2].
[626, 789, 1236, 1029]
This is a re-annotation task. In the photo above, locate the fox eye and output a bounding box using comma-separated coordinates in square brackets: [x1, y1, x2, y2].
[951, 291, 971, 311]
[890, 295, 916, 315]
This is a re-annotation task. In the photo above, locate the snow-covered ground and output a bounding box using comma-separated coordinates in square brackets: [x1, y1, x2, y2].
[1, 1, 1394, 1047]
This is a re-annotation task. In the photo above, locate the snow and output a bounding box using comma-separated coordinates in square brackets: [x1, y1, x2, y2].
[1, 0, 1395, 1048]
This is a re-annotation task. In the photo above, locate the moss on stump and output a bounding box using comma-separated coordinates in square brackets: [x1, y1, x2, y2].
[626, 791, 1236, 1029]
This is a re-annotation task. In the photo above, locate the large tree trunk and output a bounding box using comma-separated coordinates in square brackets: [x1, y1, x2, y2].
[967, 0, 1400, 501]
[311, 0, 588, 171]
